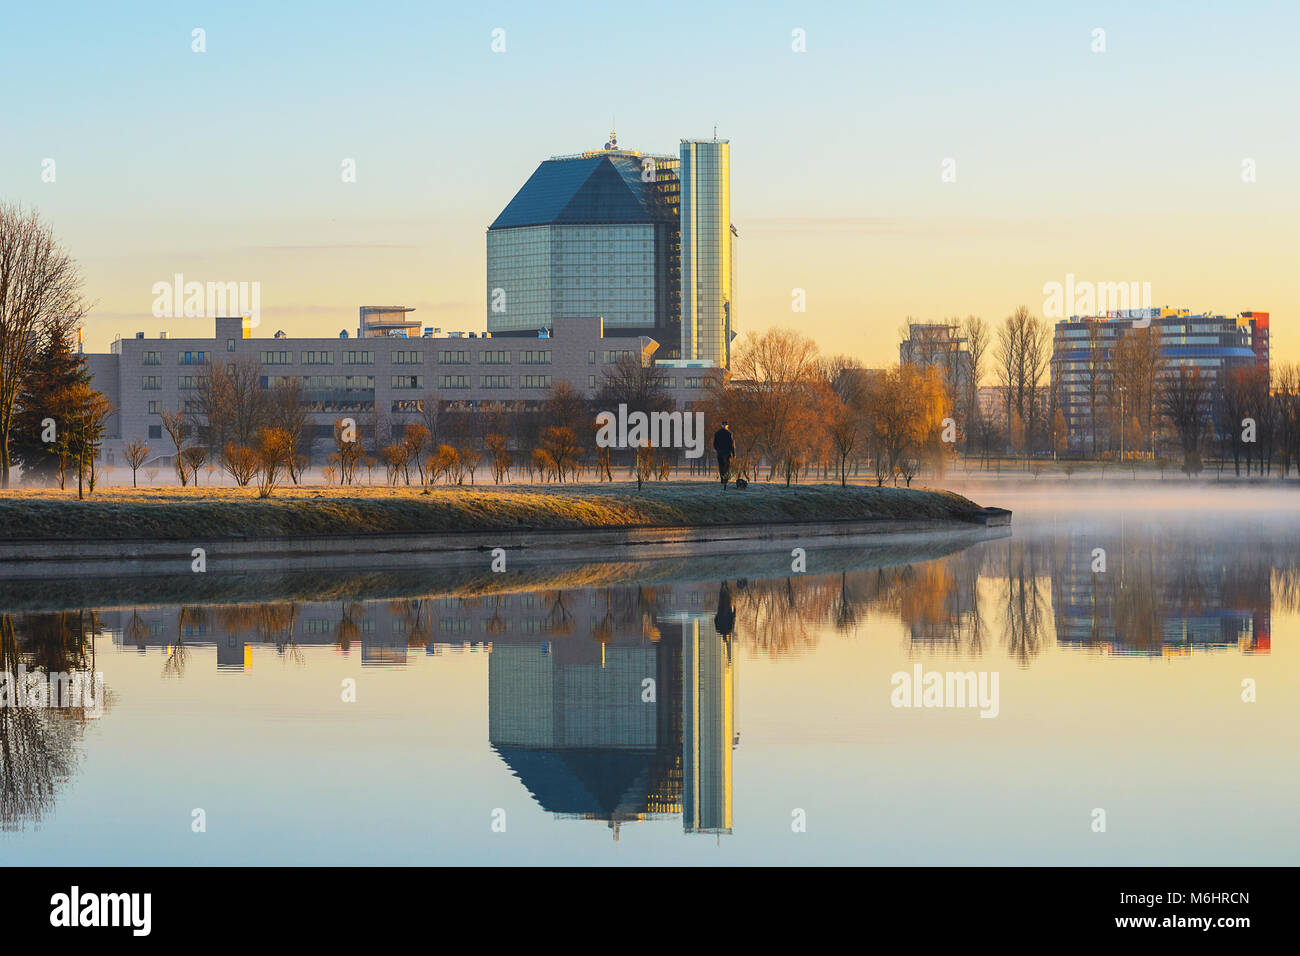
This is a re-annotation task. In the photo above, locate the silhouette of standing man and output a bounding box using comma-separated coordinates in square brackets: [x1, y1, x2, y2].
[713, 421, 735, 489]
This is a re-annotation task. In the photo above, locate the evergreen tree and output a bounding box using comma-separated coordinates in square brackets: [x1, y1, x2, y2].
[11, 327, 92, 485]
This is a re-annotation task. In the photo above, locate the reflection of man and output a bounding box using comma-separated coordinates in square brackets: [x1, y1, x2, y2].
[713, 421, 735, 489]
[714, 582, 735, 639]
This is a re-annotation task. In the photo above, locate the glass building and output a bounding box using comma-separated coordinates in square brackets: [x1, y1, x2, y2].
[486, 135, 681, 353]
[1050, 308, 1269, 447]
[679, 139, 735, 366]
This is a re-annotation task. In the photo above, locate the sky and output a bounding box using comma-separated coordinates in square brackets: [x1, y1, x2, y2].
[2, 0, 1297, 364]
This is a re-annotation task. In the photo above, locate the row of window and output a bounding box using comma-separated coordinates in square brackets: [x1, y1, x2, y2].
[145, 372, 700, 393]
[264, 375, 376, 390]
[432, 375, 554, 390]
[142, 351, 208, 365]
[202, 349, 562, 366]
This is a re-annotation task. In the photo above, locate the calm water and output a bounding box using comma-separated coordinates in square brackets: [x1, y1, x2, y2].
[2, 487, 1297, 865]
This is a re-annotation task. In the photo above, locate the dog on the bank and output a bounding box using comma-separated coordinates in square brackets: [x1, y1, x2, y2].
[735, 478, 748, 489]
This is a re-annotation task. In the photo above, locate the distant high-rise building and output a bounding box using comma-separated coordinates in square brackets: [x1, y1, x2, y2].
[899, 321, 973, 396]
[485, 132, 681, 353]
[679, 139, 735, 366]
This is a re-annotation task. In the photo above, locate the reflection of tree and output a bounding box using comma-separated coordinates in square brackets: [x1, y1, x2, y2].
[1000, 540, 1047, 666]
[334, 602, 365, 653]
[546, 591, 574, 637]
[732, 577, 832, 657]
[1275, 566, 1300, 615]
[831, 572, 861, 633]
[163, 606, 208, 678]
[0, 612, 113, 831]
[593, 604, 614, 645]
[485, 595, 508, 636]
[124, 609, 149, 650]
[389, 599, 432, 649]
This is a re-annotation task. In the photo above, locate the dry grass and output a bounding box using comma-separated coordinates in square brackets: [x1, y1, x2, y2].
[0, 481, 986, 541]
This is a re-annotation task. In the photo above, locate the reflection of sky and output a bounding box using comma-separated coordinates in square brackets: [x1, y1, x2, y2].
[3, 496, 1298, 864]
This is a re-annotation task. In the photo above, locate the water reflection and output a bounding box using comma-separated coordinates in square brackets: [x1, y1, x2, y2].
[1, 516, 1289, 836]
[490, 613, 735, 839]
[0, 611, 111, 831]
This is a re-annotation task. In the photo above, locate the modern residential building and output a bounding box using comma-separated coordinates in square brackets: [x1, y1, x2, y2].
[486, 131, 682, 352]
[899, 321, 973, 396]
[1050, 307, 1269, 448]
[83, 313, 710, 467]
[679, 138, 735, 367]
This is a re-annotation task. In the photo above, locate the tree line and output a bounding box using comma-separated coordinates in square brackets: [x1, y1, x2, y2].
[0, 204, 110, 498]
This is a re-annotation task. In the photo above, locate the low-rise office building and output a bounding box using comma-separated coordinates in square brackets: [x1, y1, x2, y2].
[85, 311, 711, 466]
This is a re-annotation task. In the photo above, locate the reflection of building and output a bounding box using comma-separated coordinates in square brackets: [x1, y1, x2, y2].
[488, 607, 736, 839]
[489, 632, 682, 836]
[101, 581, 739, 836]
[1050, 530, 1272, 657]
[679, 617, 734, 834]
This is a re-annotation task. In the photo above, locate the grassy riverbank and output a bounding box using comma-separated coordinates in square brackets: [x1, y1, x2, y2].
[0, 481, 990, 541]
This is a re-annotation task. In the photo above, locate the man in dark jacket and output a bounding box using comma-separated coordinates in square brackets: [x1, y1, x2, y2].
[713, 421, 735, 489]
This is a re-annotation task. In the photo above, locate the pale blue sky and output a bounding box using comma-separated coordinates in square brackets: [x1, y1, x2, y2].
[3, 0, 1296, 360]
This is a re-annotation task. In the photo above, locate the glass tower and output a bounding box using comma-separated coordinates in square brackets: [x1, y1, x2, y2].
[679, 139, 734, 366]
[486, 139, 680, 350]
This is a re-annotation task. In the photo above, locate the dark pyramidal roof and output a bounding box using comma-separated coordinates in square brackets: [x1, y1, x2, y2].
[489, 155, 675, 230]
[493, 745, 665, 817]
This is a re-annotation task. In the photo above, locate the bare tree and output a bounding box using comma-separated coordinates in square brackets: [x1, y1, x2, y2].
[963, 315, 987, 423]
[180, 445, 208, 486]
[0, 205, 89, 487]
[124, 437, 149, 487]
[994, 314, 1019, 456]
[710, 328, 822, 481]
[254, 427, 293, 498]
[597, 353, 672, 414]
[418, 391, 445, 451]
[194, 357, 270, 453]
[826, 395, 862, 487]
[995, 306, 1047, 461]
[159, 407, 189, 485]
[269, 379, 309, 483]
[1160, 365, 1210, 476]
[1083, 320, 1107, 455]
[1113, 325, 1161, 457]
[1021, 311, 1050, 458]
